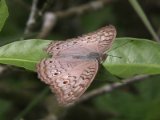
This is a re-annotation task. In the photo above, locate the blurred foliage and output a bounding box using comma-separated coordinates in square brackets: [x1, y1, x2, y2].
[0, 0, 9, 32]
[0, 0, 160, 120]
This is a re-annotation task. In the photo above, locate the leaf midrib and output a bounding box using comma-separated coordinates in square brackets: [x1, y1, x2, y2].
[0, 58, 37, 63]
[0, 58, 160, 68]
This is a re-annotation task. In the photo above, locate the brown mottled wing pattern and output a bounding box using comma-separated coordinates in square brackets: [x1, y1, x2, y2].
[46, 25, 116, 56]
[95, 25, 116, 53]
[37, 57, 98, 105]
[37, 25, 116, 106]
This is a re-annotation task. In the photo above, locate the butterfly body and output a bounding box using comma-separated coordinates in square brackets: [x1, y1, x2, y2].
[56, 52, 106, 62]
[37, 25, 116, 106]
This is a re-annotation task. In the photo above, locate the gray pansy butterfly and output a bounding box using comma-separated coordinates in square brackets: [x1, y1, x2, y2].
[37, 25, 116, 106]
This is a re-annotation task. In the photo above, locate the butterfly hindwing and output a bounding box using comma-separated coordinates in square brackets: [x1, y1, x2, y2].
[48, 58, 99, 105]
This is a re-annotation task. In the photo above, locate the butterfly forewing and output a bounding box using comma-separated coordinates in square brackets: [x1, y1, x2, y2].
[46, 25, 116, 57]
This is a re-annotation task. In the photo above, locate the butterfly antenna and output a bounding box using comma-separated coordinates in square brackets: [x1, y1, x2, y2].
[107, 54, 122, 59]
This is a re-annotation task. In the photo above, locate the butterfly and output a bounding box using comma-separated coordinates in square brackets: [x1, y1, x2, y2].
[37, 25, 116, 106]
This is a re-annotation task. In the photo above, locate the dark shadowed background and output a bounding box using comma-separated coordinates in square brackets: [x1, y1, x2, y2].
[0, 0, 160, 120]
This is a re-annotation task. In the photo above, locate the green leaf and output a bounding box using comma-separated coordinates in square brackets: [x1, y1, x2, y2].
[104, 38, 160, 77]
[0, 39, 50, 71]
[0, 0, 9, 32]
[0, 38, 159, 78]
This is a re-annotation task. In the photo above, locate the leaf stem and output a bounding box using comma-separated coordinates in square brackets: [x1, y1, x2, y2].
[129, 0, 160, 42]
